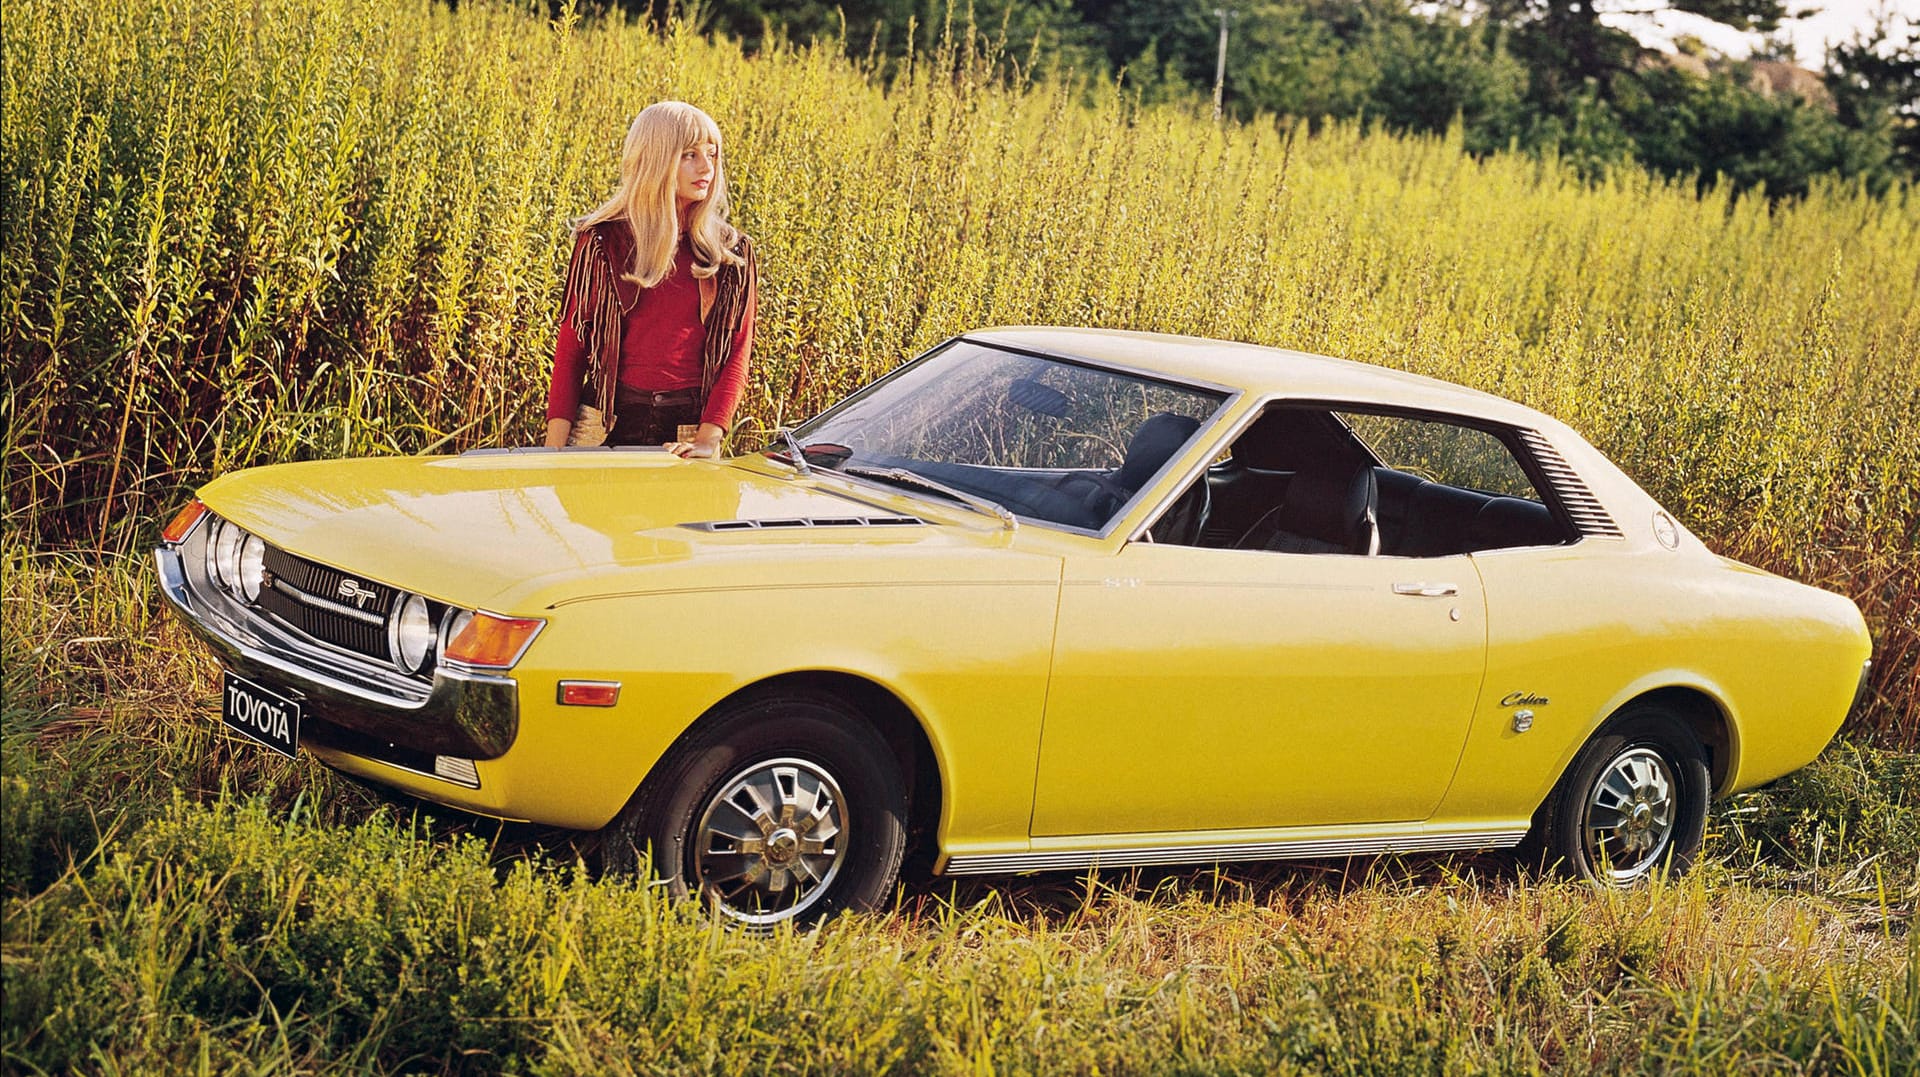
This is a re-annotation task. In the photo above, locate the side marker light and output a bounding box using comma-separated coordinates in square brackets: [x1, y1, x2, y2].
[557, 681, 621, 707]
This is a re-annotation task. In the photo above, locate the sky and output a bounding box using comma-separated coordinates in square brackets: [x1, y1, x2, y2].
[1599, 0, 1918, 69]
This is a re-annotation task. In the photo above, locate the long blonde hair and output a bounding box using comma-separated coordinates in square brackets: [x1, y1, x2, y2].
[577, 101, 743, 288]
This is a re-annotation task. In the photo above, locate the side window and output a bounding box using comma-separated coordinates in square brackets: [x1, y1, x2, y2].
[1334, 411, 1567, 557]
[1339, 413, 1540, 501]
[1147, 405, 1569, 556]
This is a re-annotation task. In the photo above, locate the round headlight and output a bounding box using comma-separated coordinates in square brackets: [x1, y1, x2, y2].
[203, 518, 227, 583]
[442, 608, 475, 652]
[214, 522, 246, 589]
[238, 534, 267, 602]
[392, 594, 435, 673]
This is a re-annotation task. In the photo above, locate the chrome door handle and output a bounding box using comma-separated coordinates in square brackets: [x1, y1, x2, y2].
[1392, 582, 1458, 597]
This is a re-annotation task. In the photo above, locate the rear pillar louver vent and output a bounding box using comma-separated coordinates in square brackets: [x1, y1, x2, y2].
[1517, 429, 1624, 538]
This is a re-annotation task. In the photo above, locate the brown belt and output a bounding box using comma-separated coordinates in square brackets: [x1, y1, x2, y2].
[615, 387, 697, 408]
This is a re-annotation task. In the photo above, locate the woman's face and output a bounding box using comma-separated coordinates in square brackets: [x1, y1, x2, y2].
[676, 142, 718, 208]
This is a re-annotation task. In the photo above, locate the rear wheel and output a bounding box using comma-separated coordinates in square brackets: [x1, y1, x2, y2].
[603, 690, 907, 926]
[1536, 707, 1710, 885]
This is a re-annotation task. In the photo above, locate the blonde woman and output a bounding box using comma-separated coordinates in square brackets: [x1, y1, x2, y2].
[544, 101, 757, 456]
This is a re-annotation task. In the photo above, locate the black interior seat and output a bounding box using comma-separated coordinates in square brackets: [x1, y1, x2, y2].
[1116, 413, 1201, 489]
[1234, 465, 1379, 555]
[1467, 496, 1564, 550]
[1370, 467, 1425, 555]
[1065, 412, 1202, 523]
[1398, 481, 1486, 557]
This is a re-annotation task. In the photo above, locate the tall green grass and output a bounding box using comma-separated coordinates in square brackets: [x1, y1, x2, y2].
[3, 785, 1913, 1074]
[3, 546, 1917, 1073]
[4, 0, 1915, 737]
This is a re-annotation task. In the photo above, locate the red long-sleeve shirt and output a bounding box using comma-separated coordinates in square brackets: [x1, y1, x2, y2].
[546, 232, 755, 430]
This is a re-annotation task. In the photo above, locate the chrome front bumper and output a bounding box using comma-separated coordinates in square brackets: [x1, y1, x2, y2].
[156, 545, 519, 759]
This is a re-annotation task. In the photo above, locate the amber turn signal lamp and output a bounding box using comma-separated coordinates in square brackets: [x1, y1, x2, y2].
[443, 613, 544, 669]
[557, 681, 620, 707]
[161, 500, 208, 543]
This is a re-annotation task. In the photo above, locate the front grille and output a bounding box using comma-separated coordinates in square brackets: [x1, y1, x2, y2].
[256, 546, 396, 663]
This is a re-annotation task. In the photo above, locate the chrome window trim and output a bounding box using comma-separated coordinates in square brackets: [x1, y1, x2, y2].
[952, 334, 1243, 396]
[1126, 393, 1275, 544]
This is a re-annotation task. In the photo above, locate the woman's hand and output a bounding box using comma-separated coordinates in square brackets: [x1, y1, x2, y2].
[668, 422, 725, 458]
[544, 418, 573, 449]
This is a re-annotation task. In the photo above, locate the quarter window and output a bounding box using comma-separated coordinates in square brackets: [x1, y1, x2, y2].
[1339, 412, 1540, 502]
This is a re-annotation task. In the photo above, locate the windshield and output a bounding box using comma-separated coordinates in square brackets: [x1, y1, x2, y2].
[785, 340, 1228, 532]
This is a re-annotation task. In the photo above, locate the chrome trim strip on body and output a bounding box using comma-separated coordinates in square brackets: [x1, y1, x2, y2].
[939, 828, 1528, 875]
[156, 546, 520, 760]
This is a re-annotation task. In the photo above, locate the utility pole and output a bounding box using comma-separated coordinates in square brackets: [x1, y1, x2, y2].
[1212, 7, 1233, 121]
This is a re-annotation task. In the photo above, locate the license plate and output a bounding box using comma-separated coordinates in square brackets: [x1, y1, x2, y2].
[221, 670, 302, 758]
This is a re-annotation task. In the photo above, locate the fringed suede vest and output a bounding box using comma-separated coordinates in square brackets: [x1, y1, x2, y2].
[562, 220, 756, 434]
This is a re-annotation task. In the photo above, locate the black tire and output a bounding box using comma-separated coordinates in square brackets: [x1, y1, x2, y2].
[1533, 707, 1710, 885]
[602, 689, 907, 926]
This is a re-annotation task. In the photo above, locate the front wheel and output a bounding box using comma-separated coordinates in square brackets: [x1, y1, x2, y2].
[1536, 708, 1711, 885]
[603, 690, 907, 927]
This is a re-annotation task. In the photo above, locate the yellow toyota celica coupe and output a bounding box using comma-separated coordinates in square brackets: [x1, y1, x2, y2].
[158, 328, 1871, 925]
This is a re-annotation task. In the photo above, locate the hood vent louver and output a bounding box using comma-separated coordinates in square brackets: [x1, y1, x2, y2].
[682, 515, 926, 533]
[1517, 428, 1624, 538]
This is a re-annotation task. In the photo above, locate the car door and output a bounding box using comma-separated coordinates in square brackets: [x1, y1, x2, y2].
[1030, 542, 1487, 837]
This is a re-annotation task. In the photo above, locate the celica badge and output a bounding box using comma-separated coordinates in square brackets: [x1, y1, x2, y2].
[337, 578, 379, 608]
[1500, 691, 1547, 734]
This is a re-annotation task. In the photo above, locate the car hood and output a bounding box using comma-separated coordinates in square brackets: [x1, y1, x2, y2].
[194, 451, 989, 611]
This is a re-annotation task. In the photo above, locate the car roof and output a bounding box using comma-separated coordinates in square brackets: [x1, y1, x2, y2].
[967, 326, 1548, 428]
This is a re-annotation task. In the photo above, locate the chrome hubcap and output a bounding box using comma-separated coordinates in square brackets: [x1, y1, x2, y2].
[1582, 747, 1677, 883]
[694, 758, 847, 925]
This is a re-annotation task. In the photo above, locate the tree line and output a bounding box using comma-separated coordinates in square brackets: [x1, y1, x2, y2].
[640, 0, 1918, 198]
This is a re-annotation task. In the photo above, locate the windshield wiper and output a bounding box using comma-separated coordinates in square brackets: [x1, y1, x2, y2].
[841, 465, 1018, 532]
[768, 427, 813, 477]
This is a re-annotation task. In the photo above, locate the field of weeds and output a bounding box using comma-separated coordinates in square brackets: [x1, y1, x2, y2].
[2, 552, 1916, 1072]
[4, 0, 1916, 730]
[2, 0, 1917, 1071]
